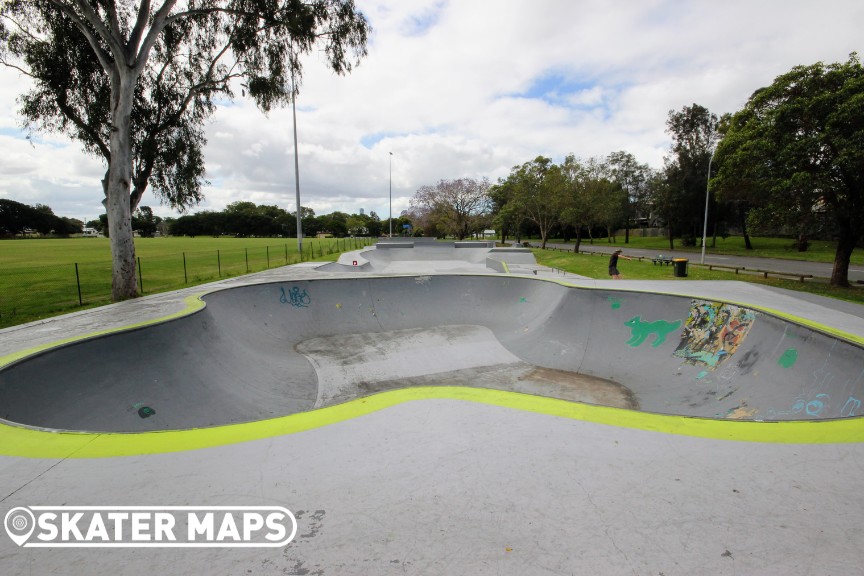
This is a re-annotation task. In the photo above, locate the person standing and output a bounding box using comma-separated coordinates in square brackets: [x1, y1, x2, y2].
[608, 249, 631, 279]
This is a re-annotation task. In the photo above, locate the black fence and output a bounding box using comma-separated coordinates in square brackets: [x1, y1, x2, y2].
[0, 238, 373, 329]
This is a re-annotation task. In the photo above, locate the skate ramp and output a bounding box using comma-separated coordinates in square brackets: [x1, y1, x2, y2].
[0, 275, 862, 432]
[318, 241, 535, 273]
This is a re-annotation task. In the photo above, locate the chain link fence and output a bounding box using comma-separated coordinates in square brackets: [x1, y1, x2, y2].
[0, 237, 372, 329]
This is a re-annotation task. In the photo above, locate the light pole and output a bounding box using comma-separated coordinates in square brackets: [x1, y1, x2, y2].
[291, 70, 302, 256]
[388, 152, 393, 238]
[700, 147, 716, 265]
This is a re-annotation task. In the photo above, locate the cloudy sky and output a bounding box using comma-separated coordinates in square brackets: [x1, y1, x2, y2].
[1, 0, 862, 223]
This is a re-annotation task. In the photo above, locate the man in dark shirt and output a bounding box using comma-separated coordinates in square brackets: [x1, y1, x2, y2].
[608, 249, 631, 279]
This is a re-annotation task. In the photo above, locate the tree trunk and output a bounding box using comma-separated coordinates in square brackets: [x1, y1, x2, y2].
[625, 218, 630, 244]
[830, 223, 856, 287]
[667, 226, 674, 251]
[739, 205, 753, 250]
[107, 74, 139, 301]
[573, 227, 582, 253]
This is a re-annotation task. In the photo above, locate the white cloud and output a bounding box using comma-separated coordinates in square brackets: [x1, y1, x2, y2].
[1, 0, 862, 222]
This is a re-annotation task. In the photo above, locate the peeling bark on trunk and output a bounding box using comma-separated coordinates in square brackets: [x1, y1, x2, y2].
[107, 73, 139, 301]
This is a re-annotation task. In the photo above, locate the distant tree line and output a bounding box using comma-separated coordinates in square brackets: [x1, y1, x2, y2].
[407, 54, 864, 287]
[0, 199, 82, 237]
[166, 201, 408, 238]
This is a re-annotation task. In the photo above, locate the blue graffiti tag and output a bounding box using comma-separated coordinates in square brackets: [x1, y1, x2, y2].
[841, 396, 862, 417]
[280, 286, 311, 308]
[805, 393, 829, 416]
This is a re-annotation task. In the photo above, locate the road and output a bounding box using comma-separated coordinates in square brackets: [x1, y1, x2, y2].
[535, 241, 864, 285]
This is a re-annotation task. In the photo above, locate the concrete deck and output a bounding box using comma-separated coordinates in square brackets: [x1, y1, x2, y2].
[1, 243, 863, 575]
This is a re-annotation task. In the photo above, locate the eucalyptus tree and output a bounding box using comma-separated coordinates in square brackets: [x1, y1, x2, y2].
[606, 150, 652, 243]
[506, 156, 565, 249]
[1, 0, 368, 300]
[660, 103, 719, 247]
[713, 54, 864, 287]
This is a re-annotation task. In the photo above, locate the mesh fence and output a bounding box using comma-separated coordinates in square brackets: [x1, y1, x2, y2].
[0, 237, 373, 329]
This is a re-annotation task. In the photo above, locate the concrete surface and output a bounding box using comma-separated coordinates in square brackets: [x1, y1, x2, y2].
[1, 274, 863, 431]
[1, 242, 863, 575]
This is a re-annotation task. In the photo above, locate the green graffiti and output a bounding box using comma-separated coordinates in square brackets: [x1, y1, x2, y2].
[137, 406, 156, 419]
[624, 316, 682, 348]
[778, 348, 798, 368]
[608, 297, 621, 310]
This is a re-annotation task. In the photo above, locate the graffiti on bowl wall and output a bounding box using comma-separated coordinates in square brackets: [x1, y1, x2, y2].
[673, 301, 757, 369]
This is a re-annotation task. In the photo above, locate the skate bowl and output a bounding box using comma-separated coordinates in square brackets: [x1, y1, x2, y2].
[0, 275, 862, 434]
[316, 240, 539, 273]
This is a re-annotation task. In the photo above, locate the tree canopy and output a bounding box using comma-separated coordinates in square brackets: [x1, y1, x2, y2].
[658, 103, 719, 248]
[410, 178, 492, 240]
[0, 198, 81, 236]
[0, 0, 369, 300]
[713, 53, 864, 286]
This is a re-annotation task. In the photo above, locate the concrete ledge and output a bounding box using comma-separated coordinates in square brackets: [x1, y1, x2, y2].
[455, 241, 495, 248]
[375, 242, 414, 249]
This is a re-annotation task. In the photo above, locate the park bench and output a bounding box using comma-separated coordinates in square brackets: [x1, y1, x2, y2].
[652, 256, 673, 265]
[702, 263, 814, 283]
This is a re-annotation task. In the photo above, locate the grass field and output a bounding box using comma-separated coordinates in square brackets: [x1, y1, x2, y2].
[548, 234, 864, 265]
[0, 236, 371, 328]
[2, 234, 862, 329]
[531, 248, 864, 306]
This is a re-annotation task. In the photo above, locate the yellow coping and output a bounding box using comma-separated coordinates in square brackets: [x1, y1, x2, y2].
[1, 386, 862, 460]
[1, 276, 862, 460]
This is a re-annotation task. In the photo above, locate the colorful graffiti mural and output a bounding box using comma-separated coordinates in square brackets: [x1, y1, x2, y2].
[673, 301, 756, 368]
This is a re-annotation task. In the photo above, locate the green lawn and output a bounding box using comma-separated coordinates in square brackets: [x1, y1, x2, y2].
[532, 249, 864, 306]
[3, 235, 861, 329]
[0, 236, 371, 328]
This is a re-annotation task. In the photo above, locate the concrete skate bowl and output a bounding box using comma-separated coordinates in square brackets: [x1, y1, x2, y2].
[1, 275, 863, 435]
[316, 241, 538, 273]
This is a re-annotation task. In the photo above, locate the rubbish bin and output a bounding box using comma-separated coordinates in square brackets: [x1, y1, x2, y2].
[673, 258, 689, 277]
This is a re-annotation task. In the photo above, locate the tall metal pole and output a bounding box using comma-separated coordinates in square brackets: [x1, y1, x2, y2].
[292, 71, 302, 256]
[700, 148, 715, 265]
[389, 152, 393, 238]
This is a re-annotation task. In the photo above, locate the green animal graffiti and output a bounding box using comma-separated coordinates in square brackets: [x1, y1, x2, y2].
[624, 316, 682, 348]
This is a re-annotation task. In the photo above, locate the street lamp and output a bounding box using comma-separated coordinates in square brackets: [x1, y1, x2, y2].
[389, 152, 393, 238]
[291, 70, 302, 256]
[700, 147, 717, 265]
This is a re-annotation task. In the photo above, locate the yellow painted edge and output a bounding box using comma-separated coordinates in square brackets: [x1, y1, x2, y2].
[2, 275, 863, 460]
[0, 293, 208, 369]
[2, 386, 862, 460]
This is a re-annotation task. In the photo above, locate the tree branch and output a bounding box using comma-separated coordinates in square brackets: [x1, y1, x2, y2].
[134, 0, 179, 76]
[127, 0, 151, 56]
[104, 0, 123, 45]
[0, 58, 36, 78]
[46, 0, 115, 75]
[54, 96, 111, 160]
